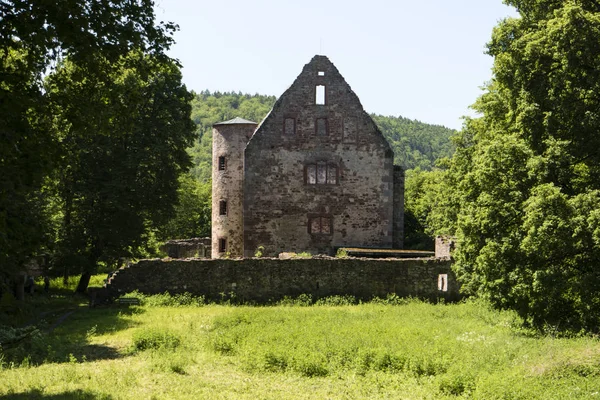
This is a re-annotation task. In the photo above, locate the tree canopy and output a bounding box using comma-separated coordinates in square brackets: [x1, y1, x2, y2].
[0, 1, 191, 291]
[433, 0, 600, 332]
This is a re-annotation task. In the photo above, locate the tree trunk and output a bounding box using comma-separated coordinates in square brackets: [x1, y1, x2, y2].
[75, 271, 91, 294]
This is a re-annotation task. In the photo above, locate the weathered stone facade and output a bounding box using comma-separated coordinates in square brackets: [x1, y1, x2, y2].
[160, 238, 211, 259]
[212, 55, 404, 258]
[212, 118, 256, 258]
[104, 257, 460, 302]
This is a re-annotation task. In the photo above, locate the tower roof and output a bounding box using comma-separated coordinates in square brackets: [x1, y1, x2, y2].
[213, 117, 257, 126]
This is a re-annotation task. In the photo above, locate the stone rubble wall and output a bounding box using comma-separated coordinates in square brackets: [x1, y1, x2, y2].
[159, 238, 211, 259]
[105, 257, 460, 302]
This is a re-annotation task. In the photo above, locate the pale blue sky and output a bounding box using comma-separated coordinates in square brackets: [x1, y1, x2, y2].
[154, 1, 517, 130]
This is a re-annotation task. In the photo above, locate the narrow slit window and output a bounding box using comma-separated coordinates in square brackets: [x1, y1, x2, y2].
[438, 274, 448, 292]
[316, 85, 325, 105]
[219, 200, 227, 216]
[219, 238, 227, 253]
[316, 118, 328, 136]
[284, 117, 295, 135]
[218, 156, 226, 171]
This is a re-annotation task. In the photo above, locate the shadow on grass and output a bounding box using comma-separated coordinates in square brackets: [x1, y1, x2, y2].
[0, 389, 112, 399]
[3, 305, 144, 366]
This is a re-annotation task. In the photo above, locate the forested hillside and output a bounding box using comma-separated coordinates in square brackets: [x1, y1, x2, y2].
[187, 91, 455, 181]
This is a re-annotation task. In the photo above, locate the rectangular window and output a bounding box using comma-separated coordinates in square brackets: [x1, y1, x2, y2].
[219, 200, 227, 216]
[284, 117, 296, 135]
[316, 85, 325, 105]
[343, 117, 357, 143]
[318, 71, 325, 76]
[218, 156, 226, 171]
[309, 216, 333, 235]
[306, 162, 337, 185]
[219, 238, 227, 253]
[316, 118, 328, 136]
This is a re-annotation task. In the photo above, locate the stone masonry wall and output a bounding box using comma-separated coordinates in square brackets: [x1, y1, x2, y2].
[106, 257, 460, 302]
[244, 55, 396, 257]
[212, 122, 257, 258]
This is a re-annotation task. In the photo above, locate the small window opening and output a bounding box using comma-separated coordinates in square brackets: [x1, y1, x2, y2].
[284, 117, 296, 135]
[218, 156, 226, 171]
[309, 216, 333, 235]
[316, 118, 328, 136]
[316, 85, 325, 105]
[438, 274, 448, 292]
[219, 238, 227, 253]
[318, 71, 325, 76]
[219, 200, 227, 216]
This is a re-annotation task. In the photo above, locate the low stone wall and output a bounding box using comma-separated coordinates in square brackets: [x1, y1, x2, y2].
[159, 238, 211, 259]
[106, 257, 460, 302]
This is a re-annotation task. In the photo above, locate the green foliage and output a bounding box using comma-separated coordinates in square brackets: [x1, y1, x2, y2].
[131, 291, 206, 308]
[335, 248, 349, 258]
[403, 168, 447, 249]
[371, 114, 455, 170]
[0, 0, 176, 286]
[156, 174, 211, 241]
[46, 51, 195, 292]
[438, 1, 600, 332]
[254, 246, 265, 258]
[131, 329, 181, 352]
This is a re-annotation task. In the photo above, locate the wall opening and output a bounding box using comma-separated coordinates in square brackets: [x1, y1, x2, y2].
[438, 274, 448, 292]
[343, 117, 357, 143]
[318, 71, 325, 76]
[218, 238, 227, 253]
[218, 156, 226, 171]
[305, 162, 338, 185]
[315, 85, 325, 105]
[316, 118, 328, 136]
[219, 200, 227, 216]
[284, 117, 296, 135]
[309, 215, 333, 235]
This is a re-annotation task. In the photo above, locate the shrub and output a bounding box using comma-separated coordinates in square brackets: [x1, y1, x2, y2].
[131, 329, 181, 351]
[315, 295, 357, 306]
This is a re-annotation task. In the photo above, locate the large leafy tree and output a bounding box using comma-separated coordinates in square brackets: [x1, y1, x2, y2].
[47, 52, 195, 292]
[441, 0, 600, 332]
[0, 1, 177, 283]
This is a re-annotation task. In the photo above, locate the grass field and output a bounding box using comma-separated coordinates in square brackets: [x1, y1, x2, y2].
[1, 288, 599, 399]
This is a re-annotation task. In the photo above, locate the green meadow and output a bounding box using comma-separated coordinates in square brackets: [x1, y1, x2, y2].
[1, 285, 599, 399]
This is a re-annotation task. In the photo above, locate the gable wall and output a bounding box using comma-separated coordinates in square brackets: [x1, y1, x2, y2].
[244, 56, 394, 257]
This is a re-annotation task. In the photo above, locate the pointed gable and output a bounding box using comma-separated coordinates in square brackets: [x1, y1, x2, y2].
[246, 55, 392, 154]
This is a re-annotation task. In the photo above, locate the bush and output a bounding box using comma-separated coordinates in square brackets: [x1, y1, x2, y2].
[131, 329, 181, 351]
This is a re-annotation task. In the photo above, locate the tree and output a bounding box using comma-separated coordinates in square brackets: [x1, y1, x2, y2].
[156, 174, 212, 241]
[46, 52, 195, 293]
[441, 0, 600, 332]
[0, 0, 176, 285]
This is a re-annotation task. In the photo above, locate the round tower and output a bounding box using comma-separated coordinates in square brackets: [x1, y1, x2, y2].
[211, 117, 257, 258]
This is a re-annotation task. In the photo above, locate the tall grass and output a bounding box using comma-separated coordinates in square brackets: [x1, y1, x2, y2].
[1, 296, 598, 399]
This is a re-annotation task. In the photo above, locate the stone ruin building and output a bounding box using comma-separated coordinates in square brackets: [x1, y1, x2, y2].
[212, 55, 404, 258]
